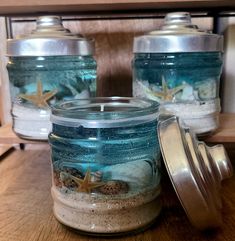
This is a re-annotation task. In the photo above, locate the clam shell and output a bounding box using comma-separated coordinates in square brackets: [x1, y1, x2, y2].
[103, 160, 154, 191]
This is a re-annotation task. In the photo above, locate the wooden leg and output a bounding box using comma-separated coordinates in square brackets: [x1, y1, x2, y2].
[19, 143, 25, 150]
[0, 145, 13, 157]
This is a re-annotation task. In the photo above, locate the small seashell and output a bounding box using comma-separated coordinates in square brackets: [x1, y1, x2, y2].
[60, 167, 84, 189]
[195, 79, 216, 99]
[179, 84, 196, 101]
[90, 171, 103, 182]
[98, 180, 129, 195]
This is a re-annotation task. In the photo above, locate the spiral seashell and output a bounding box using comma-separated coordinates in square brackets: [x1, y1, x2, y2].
[90, 171, 103, 182]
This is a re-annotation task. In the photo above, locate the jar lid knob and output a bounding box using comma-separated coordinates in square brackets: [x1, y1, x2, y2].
[162, 12, 198, 29]
[33, 15, 70, 34]
[165, 12, 191, 24]
[36, 16, 63, 29]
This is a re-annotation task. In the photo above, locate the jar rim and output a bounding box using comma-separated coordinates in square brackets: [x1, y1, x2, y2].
[50, 97, 159, 128]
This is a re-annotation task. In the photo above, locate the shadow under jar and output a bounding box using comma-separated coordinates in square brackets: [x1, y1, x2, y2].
[133, 12, 223, 135]
[48, 97, 162, 235]
[7, 16, 96, 140]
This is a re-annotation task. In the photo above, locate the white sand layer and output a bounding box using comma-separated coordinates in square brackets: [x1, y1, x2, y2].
[51, 186, 162, 234]
[134, 79, 221, 134]
[160, 99, 220, 135]
[12, 103, 51, 140]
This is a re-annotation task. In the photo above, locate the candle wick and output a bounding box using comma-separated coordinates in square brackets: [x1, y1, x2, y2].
[100, 104, 104, 112]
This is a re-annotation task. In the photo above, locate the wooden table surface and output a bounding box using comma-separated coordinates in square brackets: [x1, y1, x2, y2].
[0, 148, 235, 241]
[0, 0, 235, 15]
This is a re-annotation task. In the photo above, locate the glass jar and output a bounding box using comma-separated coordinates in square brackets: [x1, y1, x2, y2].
[133, 12, 223, 135]
[48, 97, 232, 235]
[7, 16, 96, 140]
[49, 97, 162, 235]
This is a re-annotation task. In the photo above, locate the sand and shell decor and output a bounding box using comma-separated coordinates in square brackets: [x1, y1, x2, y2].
[53, 159, 158, 196]
[133, 76, 220, 135]
[51, 160, 161, 234]
[49, 97, 162, 234]
[133, 77, 217, 104]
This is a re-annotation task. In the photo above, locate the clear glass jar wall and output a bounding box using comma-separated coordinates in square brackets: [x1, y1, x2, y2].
[133, 52, 223, 102]
[49, 98, 162, 235]
[7, 55, 96, 140]
[133, 52, 223, 134]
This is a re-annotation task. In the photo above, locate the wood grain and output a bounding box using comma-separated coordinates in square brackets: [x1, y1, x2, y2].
[0, 149, 234, 241]
[0, 0, 234, 15]
[205, 113, 235, 143]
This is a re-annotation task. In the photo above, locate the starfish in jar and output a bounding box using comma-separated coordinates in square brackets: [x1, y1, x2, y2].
[19, 80, 57, 108]
[68, 169, 105, 194]
[146, 76, 185, 101]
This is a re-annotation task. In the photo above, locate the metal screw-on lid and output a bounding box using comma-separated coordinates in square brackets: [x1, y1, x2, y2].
[133, 12, 223, 53]
[7, 16, 95, 56]
[158, 115, 233, 230]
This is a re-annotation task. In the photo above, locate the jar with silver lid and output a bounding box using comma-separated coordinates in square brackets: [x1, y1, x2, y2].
[49, 97, 232, 235]
[7, 16, 96, 140]
[133, 12, 223, 135]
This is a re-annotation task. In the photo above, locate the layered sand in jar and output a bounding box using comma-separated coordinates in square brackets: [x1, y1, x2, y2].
[52, 186, 161, 234]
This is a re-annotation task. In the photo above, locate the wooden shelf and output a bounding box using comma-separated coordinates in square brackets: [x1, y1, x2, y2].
[0, 113, 235, 144]
[205, 113, 235, 143]
[0, 123, 47, 144]
[0, 0, 234, 15]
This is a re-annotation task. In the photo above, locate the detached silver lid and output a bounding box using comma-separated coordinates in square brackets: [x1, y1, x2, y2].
[158, 115, 233, 230]
[133, 12, 223, 53]
[7, 16, 95, 56]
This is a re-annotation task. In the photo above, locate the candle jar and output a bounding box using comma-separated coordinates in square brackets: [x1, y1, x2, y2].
[7, 16, 96, 140]
[49, 97, 161, 234]
[49, 97, 232, 235]
[133, 12, 223, 135]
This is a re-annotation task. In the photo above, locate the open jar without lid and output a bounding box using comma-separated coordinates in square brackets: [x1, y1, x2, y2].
[133, 12, 223, 135]
[48, 97, 233, 235]
[49, 97, 162, 234]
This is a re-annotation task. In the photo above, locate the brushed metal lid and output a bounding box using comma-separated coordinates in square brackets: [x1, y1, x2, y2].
[133, 12, 223, 53]
[7, 16, 94, 56]
[158, 115, 233, 230]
